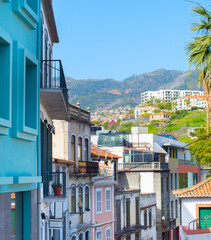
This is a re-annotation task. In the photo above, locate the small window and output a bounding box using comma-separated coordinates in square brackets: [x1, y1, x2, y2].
[85, 231, 89, 240]
[85, 138, 89, 161]
[85, 186, 89, 210]
[78, 137, 82, 161]
[78, 187, 83, 207]
[0, 36, 11, 125]
[136, 198, 139, 225]
[144, 209, 147, 226]
[105, 187, 111, 212]
[175, 200, 178, 218]
[106, 227, 111, 240]
[171, 173, 173, 190]
[126, 198, 130, 228]
[26, 0, 38, 14]
[71, 135, 76, 161]
[96, 188, 102, 214]
[79, 233, 83, 240]
[149, 208, 152, 228]
[175, 173, 178, 189]
[25, 57, 37, 129]
[96, 230, 102, 240]
[71, 187, 76, 212]
[171, 201, 174, 219]
[135, 232, 140, 240]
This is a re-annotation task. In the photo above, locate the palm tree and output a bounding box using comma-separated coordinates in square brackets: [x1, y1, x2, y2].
[186, 3, 211, 132]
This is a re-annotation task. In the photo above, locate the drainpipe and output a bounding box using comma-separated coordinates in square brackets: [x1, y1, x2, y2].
[37, 1, 42, 239]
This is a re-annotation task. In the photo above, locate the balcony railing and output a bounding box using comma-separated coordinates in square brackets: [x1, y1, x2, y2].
[74, 161, 99, 175]
[69, 104, 90, 123]
[118, 162, 169, 171]
[41, 60, 69, 111]
[162, 218, 176, 231]
[178, 159, 195, 165]
[43, 172, 66, 199]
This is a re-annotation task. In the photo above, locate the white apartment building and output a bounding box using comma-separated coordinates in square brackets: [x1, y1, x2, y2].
[176, 96, 207, 110]
[141, 90, 203, 103]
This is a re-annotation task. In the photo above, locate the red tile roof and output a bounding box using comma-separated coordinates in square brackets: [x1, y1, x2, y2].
[173, 177, 211, 198]
[91, 145, 120, 160]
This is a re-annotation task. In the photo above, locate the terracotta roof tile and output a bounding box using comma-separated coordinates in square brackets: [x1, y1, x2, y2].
[91, 145, 120, 160]
[173, 177, 211, 198]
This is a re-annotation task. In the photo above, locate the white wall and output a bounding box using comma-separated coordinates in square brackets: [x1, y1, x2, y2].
[181, 198, 211, 226]
[140, 172, 154, 192]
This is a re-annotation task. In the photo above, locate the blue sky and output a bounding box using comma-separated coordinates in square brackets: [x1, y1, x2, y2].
[52, 0, 210, 81]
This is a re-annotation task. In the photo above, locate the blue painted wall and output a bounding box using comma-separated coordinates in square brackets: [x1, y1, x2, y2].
[0, 0, 41, 193]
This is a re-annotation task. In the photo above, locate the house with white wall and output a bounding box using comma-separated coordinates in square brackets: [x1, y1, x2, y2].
[173, 178, 211, 240]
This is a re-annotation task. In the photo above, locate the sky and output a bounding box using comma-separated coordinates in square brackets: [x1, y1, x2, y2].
[52, 0, 210, 81]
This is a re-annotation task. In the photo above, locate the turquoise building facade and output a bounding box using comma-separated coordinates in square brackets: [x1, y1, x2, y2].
[0, 0, 41, 239]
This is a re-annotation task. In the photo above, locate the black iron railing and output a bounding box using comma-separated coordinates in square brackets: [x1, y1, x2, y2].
[188, 215, 211, 230]
[41, 60, 69, 109]
[162, 218, 176, 231]
[43, 172, 66, 198]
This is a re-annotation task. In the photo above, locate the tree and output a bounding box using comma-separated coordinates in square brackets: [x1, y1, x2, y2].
[188, 128, 211, 167]
[186, 3, 211, 132]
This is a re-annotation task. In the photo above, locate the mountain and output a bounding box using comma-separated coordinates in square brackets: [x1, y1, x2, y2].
[66, 69, 200, 112]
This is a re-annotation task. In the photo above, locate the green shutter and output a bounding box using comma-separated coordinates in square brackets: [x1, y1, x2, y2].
[199, 208, 211, 229]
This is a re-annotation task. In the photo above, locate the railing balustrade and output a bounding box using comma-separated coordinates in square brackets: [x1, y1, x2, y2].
[118, 162, 169, 171]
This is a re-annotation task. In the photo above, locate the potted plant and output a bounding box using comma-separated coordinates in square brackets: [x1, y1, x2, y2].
[52, 182, 63, 196]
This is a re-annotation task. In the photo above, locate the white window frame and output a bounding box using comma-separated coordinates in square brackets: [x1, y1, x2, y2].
[105, 187, 111, 212]
[96, 188, 102, 214]
[96, 229, 103, 240]
[106, 226, 111, 240]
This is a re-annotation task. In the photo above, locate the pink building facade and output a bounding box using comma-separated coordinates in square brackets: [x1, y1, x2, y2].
[91, 176, 115, 240]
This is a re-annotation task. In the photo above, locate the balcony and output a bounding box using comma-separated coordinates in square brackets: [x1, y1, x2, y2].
[69, 104, 91, 124]
[43, 172, 66, 202]
[118, 162, 169, 171]
[40, 60, 69, 120]
[71, 161, 99, 176]
[178, 159, 195, 165]
[162, 218, 176, 231]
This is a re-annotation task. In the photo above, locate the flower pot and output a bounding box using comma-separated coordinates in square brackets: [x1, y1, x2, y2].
[54, 187, 63, 196]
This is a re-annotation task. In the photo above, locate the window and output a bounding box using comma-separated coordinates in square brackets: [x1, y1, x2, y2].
[175, 173, 178, 189]
[79, 233, 83, 240]
[26, 0, 38, 14]
[25, 57, 37, 129]
[161, 178, 164, 193]
[116, 199, 121, 231]
[85, 186, 89, 210]
[78, 137, 82, 161]
[149, 208, 152, 228]
[126, 236, 131, 240]
[175, 200, 178, 218]
[106, 227, 111, 240]
[144, 209, 147, 226]
[96, 230, 102, 240]
[179, 173, 188, 189]
[171, 201, 174, 218]
[171, 173, 173, 190]
[71, 187, 76, 213]
[126, 198, 130, 228]
[96, 188, 102, 213]
[166, 176, 169, 192]
[78, 187, 83, 207]
[71, 135, 76, 161]
[72, 237, 76, 240]
[135, 232, 140, 240]
[0, 35, 11, 127]
[85, 231, 89, 240]
[85, 138, 89, 161]
[105, 187, 111, 212]
[136, 198, 139, 225]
